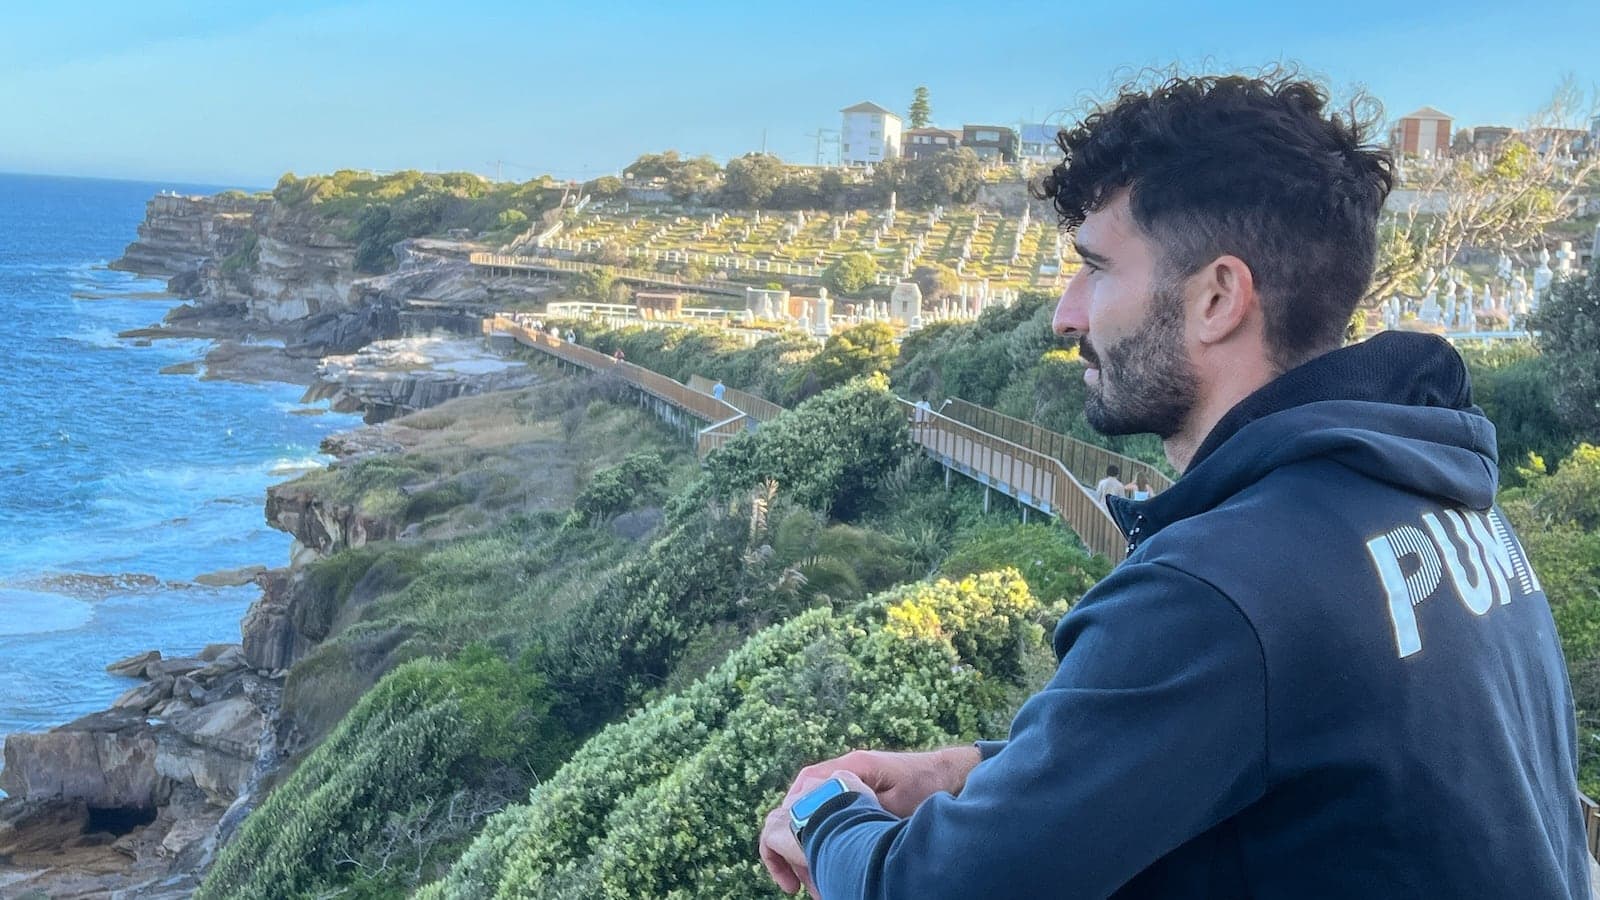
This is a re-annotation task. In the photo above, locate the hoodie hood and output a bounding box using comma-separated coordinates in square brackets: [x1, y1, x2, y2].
[1108, 331, 1499, 547]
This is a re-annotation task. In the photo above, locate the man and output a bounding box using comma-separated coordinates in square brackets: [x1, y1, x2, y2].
[759, 73, 1591, 898]
[1093, 464, 1125, 507]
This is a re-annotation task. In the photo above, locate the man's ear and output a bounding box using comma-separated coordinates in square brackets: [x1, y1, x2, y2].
[1189, 255, 1257, 346]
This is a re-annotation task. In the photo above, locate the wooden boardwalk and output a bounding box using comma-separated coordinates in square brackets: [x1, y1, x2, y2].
[471, 252, 744, 297]
[485, 314, 1133, 562]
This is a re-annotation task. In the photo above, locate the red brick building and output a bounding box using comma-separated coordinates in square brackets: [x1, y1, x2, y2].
[1391, 107, 1453, 158]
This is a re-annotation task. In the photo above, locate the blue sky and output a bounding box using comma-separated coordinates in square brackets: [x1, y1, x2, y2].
[2, 0, 1597, 188]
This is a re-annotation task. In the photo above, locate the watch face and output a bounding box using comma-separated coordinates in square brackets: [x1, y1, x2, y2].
[791, 778, 849, 821]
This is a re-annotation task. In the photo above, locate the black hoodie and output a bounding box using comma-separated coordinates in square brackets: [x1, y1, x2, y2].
[808, 332, 1590, 898]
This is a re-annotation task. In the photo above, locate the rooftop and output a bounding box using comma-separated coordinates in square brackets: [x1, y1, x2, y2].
[841, 101, 899, 118]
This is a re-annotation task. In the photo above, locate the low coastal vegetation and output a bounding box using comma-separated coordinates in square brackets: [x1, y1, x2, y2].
[194, 271, 1599, 898]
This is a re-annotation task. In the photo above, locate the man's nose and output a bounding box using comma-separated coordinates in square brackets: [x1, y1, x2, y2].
[1053, 270, 1088, 336]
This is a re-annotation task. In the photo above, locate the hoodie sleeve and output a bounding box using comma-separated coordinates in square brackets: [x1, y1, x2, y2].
[806, 562, 1269, 899]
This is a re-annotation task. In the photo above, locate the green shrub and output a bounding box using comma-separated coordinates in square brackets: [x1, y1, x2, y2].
[789, 322, 899, 400]
[1462, 343, 1576, 485]
[199, 647, 571, 899]
[940, 522, 1110, 611]
[690, 374, 911, 520]
[824, 251, 879, 296]
[1501, 444, 1600, 795]
[567, 452, 670, 526]
[421, 570, 1044, 900]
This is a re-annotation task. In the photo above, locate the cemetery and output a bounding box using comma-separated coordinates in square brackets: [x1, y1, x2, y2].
[499, 193, 1063, 293]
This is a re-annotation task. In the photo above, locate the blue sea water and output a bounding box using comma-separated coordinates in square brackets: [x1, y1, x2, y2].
[0, 173, 360, 767]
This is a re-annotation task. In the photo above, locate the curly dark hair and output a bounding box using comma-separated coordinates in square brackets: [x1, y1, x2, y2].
[1035, 72, 1395, 368]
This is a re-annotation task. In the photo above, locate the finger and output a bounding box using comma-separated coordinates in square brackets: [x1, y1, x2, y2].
[759, 812, 803, 894]
[783, 773, 826, 807]
[787, 750, 885, 803]
[760, 838, 802, 894]
[829, 769, 872, 795]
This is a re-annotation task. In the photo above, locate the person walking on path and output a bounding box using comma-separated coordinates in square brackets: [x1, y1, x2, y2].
[1093, 464, 1124, 508]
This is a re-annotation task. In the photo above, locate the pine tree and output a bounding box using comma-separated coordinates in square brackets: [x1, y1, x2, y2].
[909, 86, 931, 129]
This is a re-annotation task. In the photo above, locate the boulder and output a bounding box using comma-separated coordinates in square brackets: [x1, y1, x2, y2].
[0, 710, 171, 810]
[193, 646, 248, 681]
[154, 697, 264, 805]
[147, 657, 204, 679]
[0, 797, 89, 855]
[149, 698, 193, 719]
[172, 675, 206, 705]
[107, 651, 160, 678]
[199, 643, 237, 662]
[193, 565, 266, 588]
[112, 676, 174, 712]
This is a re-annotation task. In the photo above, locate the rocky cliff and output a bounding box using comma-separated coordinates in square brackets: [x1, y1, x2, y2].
[0, 645, 273, 898]
[111, 195, 551, 385]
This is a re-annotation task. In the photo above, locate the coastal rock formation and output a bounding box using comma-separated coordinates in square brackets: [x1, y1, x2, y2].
[0, 710, 167, 810]
[0, 642, 273, 895]
[109, 192, 537, 386]
[240, 568, 327, 671]
[303, 335, 542, 423]
[109, 193, 268, 279]
[265, 483, 397, 560]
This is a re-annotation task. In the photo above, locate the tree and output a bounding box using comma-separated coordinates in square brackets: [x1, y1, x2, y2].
[824, 252, 879, 296]
[665, 156, 722, 203]
[1368, 79, 1600, 306]
[577, 267, 618, 302]
[591, 242, 629, 267]
[798, 323, 900, 395]
[909, 86, 931, 129]
[907, 148, 985, 206]
[912, 263, 961, 301]
[1531, 274, 1600, 436]
[623, 151, 681, 181]
[584, 175, 625, 199]
[720, 153, 785, 208]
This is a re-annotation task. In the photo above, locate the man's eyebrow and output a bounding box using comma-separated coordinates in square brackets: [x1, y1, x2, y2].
[1074, 241, 1110, 267]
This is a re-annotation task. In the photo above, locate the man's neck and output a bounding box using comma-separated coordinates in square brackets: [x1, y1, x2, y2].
[1164, 374, 1276, 474]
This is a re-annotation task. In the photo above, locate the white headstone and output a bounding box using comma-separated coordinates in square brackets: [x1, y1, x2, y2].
[1555, 241, 1576, 276]
[1419, 287, 1442, 324]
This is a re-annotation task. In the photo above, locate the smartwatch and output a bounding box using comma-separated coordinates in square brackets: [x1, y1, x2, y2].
[789, 777, 854, 843]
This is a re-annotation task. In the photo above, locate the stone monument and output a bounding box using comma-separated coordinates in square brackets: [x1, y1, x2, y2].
[889, 281, 922, 327]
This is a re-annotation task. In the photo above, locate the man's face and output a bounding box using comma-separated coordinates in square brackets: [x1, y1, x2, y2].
[1051, 193, 1199, 439]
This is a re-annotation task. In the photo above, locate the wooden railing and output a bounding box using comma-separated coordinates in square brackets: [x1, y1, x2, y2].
[487, 314, 1133, 561]
[696, 415, 750, 457]
[471, 252, 740, 295]
[687, 375, 786, 423]
[904, 400, 1129, 563]
[486, 315, 747, 458]
[940, 398, 1172, 493]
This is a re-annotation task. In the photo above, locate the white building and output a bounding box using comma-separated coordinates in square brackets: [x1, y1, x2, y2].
[840, 102, 902, 167]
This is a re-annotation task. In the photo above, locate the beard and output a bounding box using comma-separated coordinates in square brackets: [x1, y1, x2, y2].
[1080, 281, 1198, 439]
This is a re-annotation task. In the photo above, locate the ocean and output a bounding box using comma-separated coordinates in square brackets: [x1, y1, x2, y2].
[0, 173, 359, 773]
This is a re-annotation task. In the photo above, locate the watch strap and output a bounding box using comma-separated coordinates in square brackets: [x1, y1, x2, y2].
[796, 789, 860, 848]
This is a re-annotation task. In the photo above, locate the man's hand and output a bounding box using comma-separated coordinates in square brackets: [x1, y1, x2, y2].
[783, 746, 982, 818]
[759, 770, 875, 896]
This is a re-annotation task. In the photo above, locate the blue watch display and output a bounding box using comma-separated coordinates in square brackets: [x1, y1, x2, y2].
[789, 777, 851, 840]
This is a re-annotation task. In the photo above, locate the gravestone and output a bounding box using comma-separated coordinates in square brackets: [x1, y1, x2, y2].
[889, 281, 922, 326]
